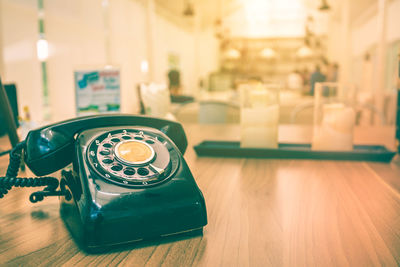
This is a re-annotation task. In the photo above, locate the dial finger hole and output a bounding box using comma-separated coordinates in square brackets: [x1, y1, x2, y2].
[134, 136, 144, 140]
[123, 168, 135, 176]
[111, 138, 120, 143]
[137, 167, 149, 176]
[111, 164, 123, 172]
[102, 158, 113, 164]
[145, 139, 155, 144]
[103, 143, 112, 148]
[100, 149, 111, 156]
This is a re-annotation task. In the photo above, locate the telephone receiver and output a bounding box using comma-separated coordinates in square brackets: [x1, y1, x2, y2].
[19, 114, 207, 252]
[25, 114, 188, 176]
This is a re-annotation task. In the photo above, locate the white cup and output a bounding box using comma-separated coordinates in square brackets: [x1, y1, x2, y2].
[240, 82, 280, 148]
[312, 83, 356, 151]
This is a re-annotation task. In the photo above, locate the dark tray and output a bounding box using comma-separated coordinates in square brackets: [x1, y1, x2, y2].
[194, 141, 397, 162]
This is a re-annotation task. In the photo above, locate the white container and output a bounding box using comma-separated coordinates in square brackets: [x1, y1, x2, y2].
[240, 83, 280, 148]
[140, 83, 171, 118]
[312, 83, 356, 151]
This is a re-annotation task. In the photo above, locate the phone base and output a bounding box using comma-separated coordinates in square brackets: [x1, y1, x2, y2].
[81, 228, 204, 254]
[59, 161, 207, 252]
[60, 203, 204, 254]
[58, 126, 207, 252]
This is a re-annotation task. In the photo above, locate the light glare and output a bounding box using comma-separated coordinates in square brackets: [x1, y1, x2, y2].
[36, 39, 49, 61]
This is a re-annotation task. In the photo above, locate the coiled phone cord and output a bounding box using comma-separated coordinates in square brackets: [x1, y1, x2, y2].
[0, 141, 67, 202]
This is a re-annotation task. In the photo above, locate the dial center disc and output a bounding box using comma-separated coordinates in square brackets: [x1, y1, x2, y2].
[114, 140, 155, 165]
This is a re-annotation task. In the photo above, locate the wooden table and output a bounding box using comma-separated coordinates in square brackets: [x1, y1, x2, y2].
[0, 124, 400, 266]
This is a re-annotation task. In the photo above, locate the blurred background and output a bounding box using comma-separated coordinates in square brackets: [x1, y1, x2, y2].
[0, 0, 399, 127]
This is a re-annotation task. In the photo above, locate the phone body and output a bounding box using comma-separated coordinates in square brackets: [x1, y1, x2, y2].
[24, 114, 207, 252]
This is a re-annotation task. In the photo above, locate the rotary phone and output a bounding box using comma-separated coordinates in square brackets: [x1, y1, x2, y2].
[0, 114, 207, 252]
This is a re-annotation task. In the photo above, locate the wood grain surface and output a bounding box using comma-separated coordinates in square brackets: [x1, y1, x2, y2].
[0, 124, 399, 267]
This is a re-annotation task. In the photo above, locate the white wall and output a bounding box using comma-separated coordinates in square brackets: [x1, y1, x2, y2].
[351, 15, 379, 58]
[326, 20, 342, 63]
[386, 0, 400, 42]
[108, 0, 148, 115]
[350, 0, 400, 90]
[197, 29, 220, 92]
[0, 0, 219, 123]
[153, 13, 196, 93]
[45, 0, 108, 122]
[0, 0, 43, 122]
[352, 0, 400, 57]
[151, 12, 219, 96]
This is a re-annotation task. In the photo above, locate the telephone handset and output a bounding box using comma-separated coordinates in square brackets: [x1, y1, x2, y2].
[24, 114, 188, 176]
[1, 114, 207, 252]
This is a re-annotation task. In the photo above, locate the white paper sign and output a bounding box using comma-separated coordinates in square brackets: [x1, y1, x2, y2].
[75, 69, 120, 116]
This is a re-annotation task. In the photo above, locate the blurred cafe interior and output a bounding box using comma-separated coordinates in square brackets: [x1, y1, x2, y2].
[0, 0, 400, 265]
[0, 0, 399, 125]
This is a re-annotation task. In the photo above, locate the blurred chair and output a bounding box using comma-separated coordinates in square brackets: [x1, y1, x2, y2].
[198, 101, 228, 124]
[289, 100, 314, 124]
[0, 76, 20, 148]
[135, 84, 146, 115]
[383, 90, 398, 125]
[290, 100, 386, 125]
[355, 103, 386, 125]
[170, 94, 194, 104]
[198, 101, 239, 124]
[139, 83, 176, 121]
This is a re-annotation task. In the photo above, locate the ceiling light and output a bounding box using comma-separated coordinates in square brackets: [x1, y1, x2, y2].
[183, 0, 195, 16]
[319, 0, 330, 11]
[141, 60, 149, 73]
[297, 46, 313, 58]
[224, 48, 241, 59]
[260, 47, 276, 59]
[36, 38, 49, 61]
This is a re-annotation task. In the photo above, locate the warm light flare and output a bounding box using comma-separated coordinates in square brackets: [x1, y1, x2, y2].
[36, 39, 49, 61]
[243, 0, 305, 23]
[297, 45, 313, 58]
[260, 47, 277, 59]
[141, 60, 149, 73]
[224, 48, 241, 59]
